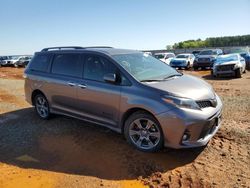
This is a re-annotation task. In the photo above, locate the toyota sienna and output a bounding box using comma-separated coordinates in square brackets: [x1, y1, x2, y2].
[24, 46, 223, 152]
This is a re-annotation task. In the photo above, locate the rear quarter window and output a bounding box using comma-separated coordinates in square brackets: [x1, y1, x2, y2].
[29, 54, 50, 72]
[51, 53, 82, 78]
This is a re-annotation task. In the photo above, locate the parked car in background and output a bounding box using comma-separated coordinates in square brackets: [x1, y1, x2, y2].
[212, 54, 246, 78]
[0, 56, 11, 66]
[13, 56, 32, 67]
[240, 52, 250, 70]
[169, 53, 195, 69]
[192, 50, 201, 57]
[144, 51, 152, 56]
[154, 52, 175, 64]
[193, 49, 223, 70]
[24, 46, 222, 152]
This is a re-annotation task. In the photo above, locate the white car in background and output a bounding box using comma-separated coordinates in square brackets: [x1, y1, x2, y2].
[144, 51, 152, 56]
[169, 53, 195, 69]
[212, 54, 246, 78]
[154, 52, 175, 64]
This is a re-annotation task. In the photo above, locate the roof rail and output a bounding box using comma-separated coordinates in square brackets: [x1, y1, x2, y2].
[41, 46, 84, 52]
[84, 46, 113, 49]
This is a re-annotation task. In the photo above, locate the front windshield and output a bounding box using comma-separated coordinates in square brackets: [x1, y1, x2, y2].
[154, 54, 164, 59]
[216, 55, 238, 63]
[112, 53, 181, 81]
[176, 55, 189, 59]
[240, 53, 246, 58]
[199, 50, 217, 55]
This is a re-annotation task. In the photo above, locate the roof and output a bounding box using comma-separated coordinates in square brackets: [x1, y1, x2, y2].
[154, 52, 174, 55]
[40, 46, 139, 56]
[176, 53, 192, 56]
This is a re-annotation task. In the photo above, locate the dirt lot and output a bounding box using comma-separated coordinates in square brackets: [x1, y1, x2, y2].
[0, 67, 249, 188]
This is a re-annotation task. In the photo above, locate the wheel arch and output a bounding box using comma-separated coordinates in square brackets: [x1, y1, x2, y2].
[120, 107, 158, 133]
[31, 89, 47, 106]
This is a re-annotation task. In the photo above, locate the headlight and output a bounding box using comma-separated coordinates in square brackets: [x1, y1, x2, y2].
[234, 63, 240, 68]
[162, 95, 201, 110]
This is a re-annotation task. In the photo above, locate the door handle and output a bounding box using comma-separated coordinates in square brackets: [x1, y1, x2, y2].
[78, 84, 87, 89]
[68, 82, 76, 87]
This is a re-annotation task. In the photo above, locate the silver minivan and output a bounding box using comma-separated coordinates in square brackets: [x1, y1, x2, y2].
[24, 46, 223, 152]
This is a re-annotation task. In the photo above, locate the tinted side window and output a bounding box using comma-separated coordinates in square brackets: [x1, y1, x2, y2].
[29, 54, 50, 72]
[52, 54, 82, 78]
[84, 55, 117, 82]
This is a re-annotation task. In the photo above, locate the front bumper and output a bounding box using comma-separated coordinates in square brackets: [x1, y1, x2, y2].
[194, 61, 214, 68]
[213, 70, 235, 77]
[156, 94, 223, 149]
[1, 61, 11, 66]
[170, 62, 188, 68]
[213, 64, 238, 77]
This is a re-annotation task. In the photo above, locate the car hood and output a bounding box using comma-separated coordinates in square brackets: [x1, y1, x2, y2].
[215, 60, 238, 65]
[197, 55, 217, 59]
[144, 75, 215, 100]
[172, 58, 187, 61]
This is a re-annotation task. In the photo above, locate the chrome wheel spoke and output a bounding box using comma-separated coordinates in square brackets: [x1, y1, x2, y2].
[38, 97, 43, 105]
[129, 129, 140, 136]
[134, 119, 143, 129]
[145, 120, 153, 130]
[149, 131, 160, 138]
[36, 104, 42, 108]
[136, 137, 143, 146]
[147, 138, 154, 147]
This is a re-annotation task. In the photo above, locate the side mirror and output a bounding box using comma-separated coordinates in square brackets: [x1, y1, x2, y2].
[104, 73, 117, 84]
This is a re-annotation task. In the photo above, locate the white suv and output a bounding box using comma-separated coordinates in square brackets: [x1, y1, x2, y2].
[154, 52, 175, 64]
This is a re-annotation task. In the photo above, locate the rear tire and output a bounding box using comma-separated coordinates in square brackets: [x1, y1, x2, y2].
[235, 68, 241, 78]
[193, 66, 198, 71]
[124, 111, 164, 152]
[34, 94, 51, 119]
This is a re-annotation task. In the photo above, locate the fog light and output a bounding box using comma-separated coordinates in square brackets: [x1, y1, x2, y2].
[182, 132, 190, 141]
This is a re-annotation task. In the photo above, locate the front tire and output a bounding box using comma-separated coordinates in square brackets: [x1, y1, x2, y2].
[235, 68, 242, 78]
[124, 111, 164, 152]
[193, 66, 198, 71]
[185, 62, 190, 70]
[34, 94, 50, 119]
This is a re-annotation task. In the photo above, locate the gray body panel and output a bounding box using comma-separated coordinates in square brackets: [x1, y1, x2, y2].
[25, 47, 223, 149]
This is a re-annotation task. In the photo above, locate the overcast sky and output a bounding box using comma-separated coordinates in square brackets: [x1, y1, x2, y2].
[0, 0, 250, 55]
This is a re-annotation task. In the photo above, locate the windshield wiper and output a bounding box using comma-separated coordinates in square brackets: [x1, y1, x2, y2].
[140, 79, 163, 82]
[164, 73, 182, 80]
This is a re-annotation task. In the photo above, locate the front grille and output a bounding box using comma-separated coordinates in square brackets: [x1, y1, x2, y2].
[216, 64, 235, 71]
[196, 100, 213, 108]
[198, 58, 210, 62]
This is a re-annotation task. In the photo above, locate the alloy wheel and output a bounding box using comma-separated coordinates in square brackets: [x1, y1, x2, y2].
[128, 118, 161, 150]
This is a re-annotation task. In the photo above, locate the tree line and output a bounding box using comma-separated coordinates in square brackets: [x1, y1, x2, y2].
[168, 35, 250, 49]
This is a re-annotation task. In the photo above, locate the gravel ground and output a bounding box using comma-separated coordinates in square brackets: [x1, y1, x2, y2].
[0, 67, 249, 188]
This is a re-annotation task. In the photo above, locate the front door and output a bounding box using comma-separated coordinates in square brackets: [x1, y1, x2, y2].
[76, 54, 121, 127]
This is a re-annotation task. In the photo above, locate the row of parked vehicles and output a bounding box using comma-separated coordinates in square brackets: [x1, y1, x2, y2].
[151, 49, 250, 78]
[0, 55, 32, 67]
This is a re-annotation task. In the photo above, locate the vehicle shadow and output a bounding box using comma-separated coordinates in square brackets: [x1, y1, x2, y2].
[202, 74, 236, 81]
[0, 108, 204, 180]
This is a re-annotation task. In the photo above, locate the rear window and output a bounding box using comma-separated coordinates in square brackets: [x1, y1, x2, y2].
[29, 54, 50, 72]
[51, 54, 82, 78]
